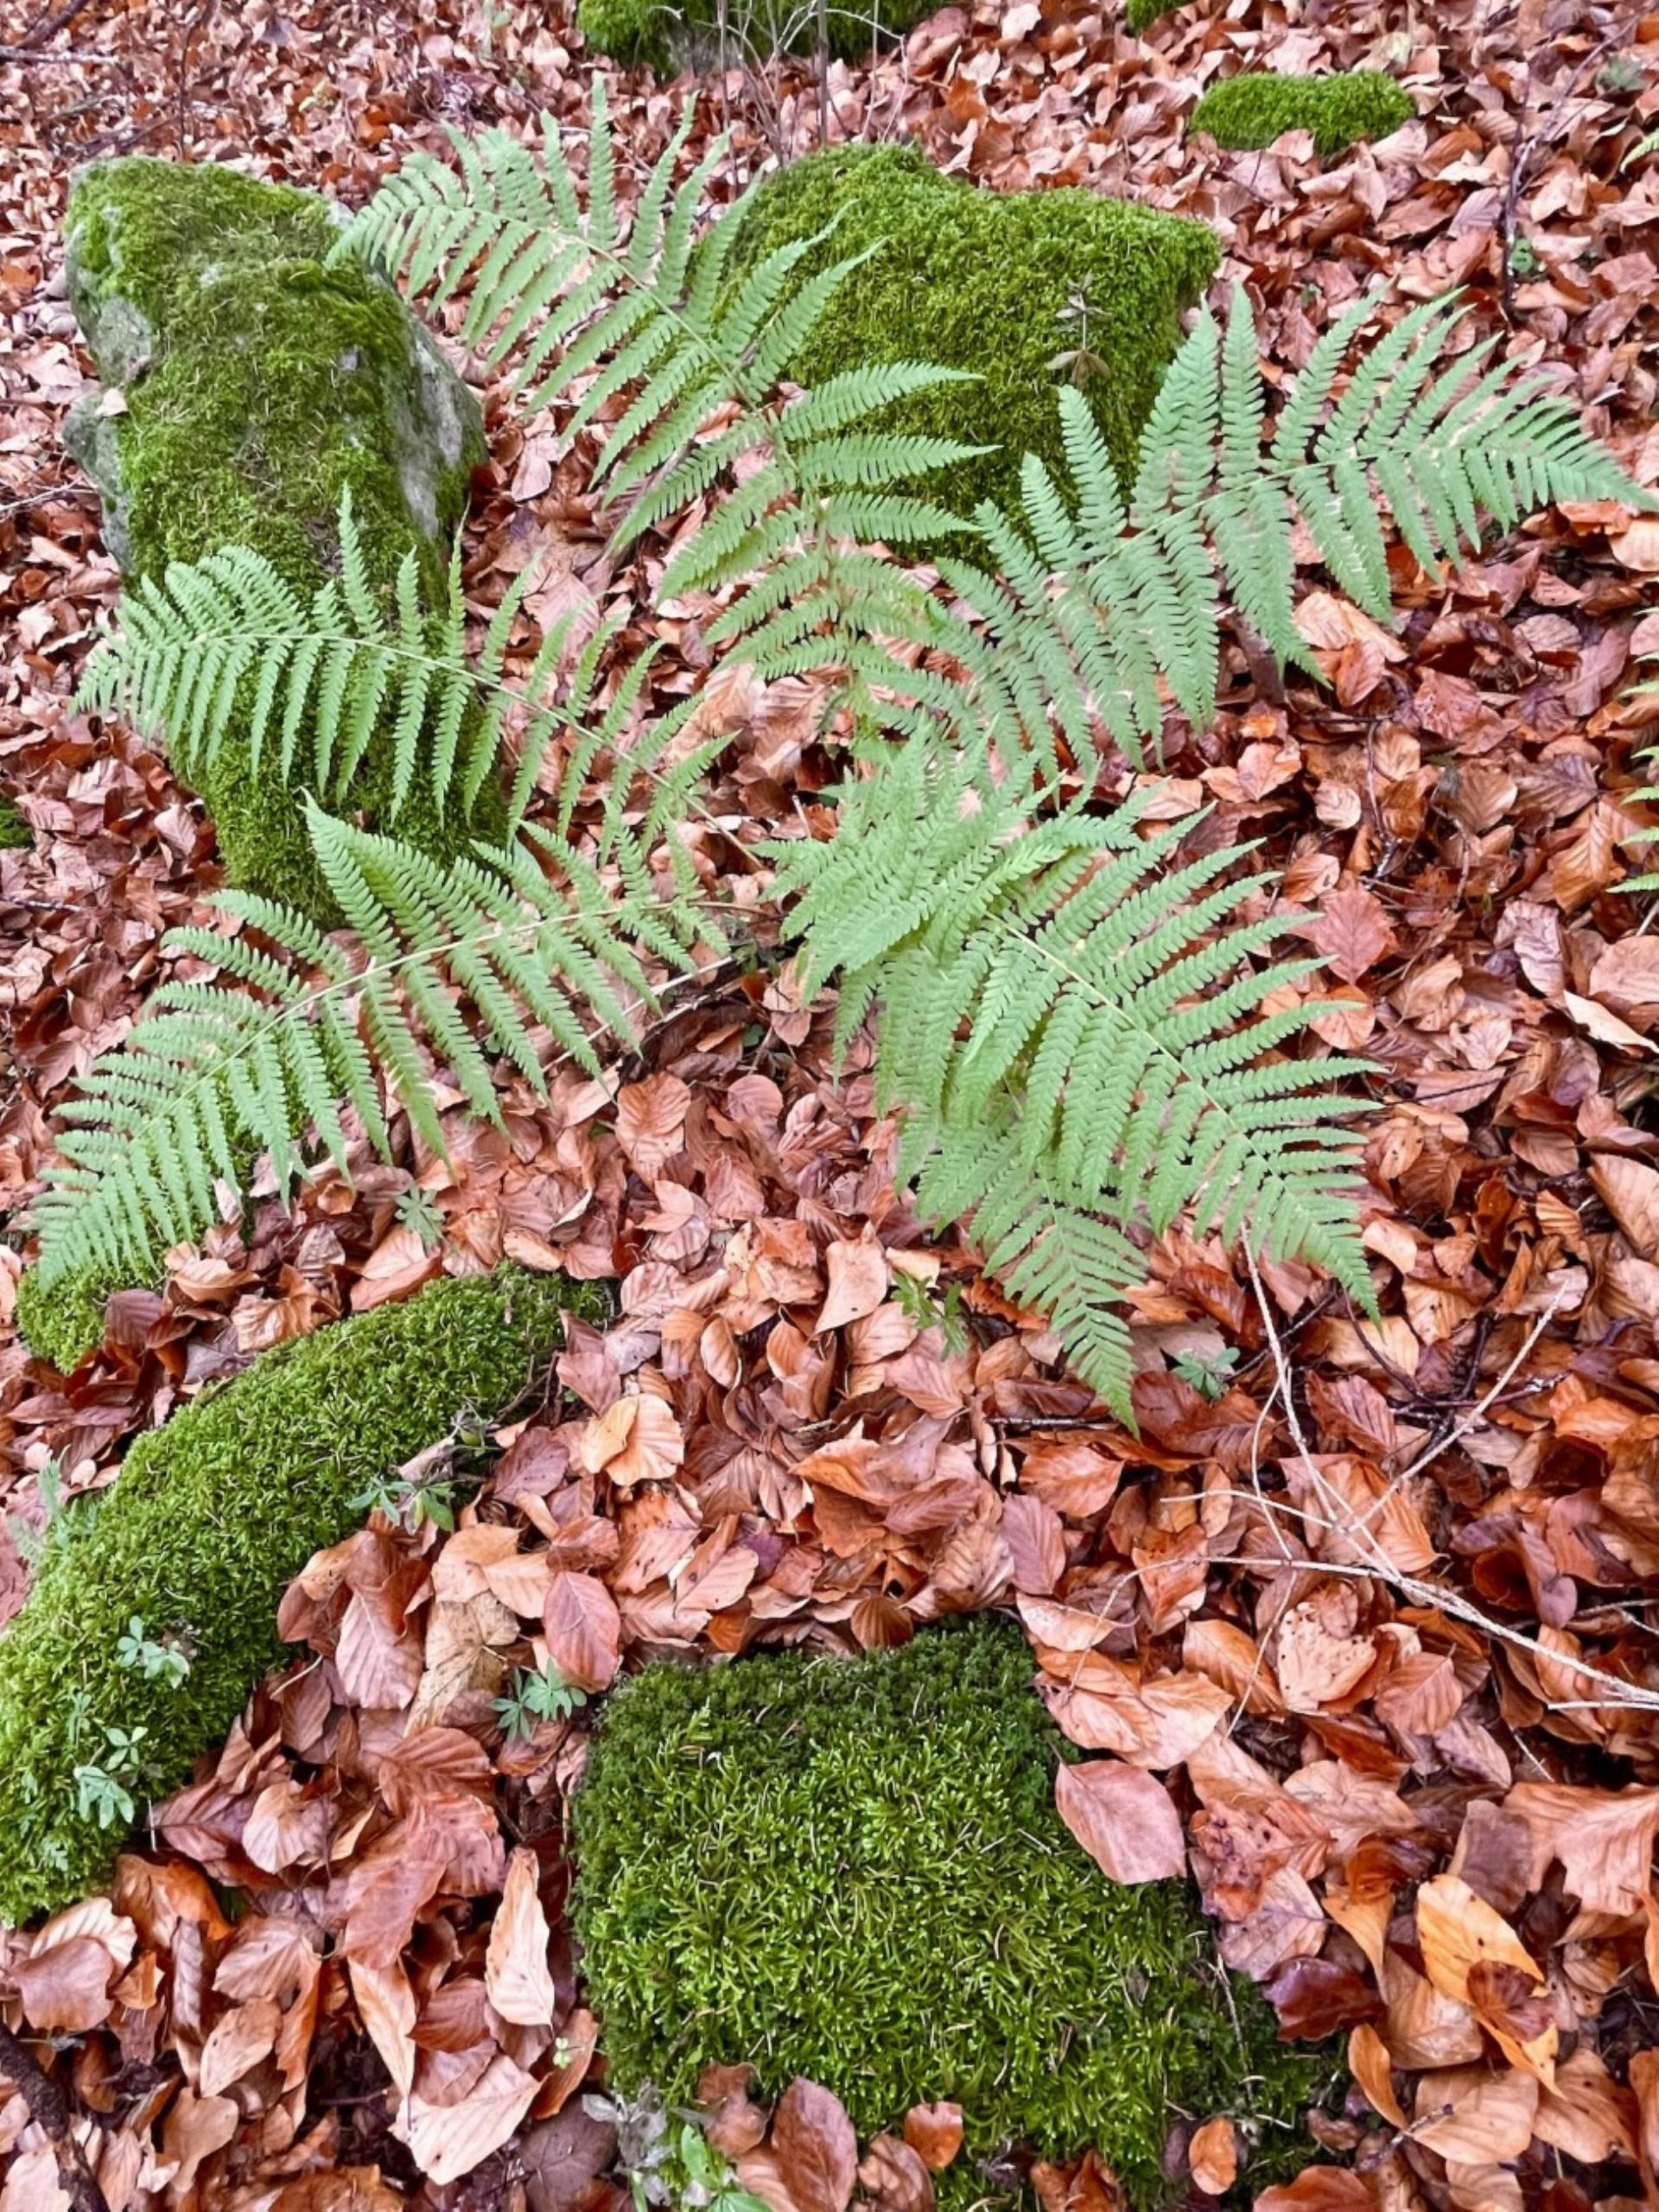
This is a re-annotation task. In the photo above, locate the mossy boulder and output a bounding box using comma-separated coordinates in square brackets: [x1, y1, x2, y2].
[1189, 70, 1414, 161]
[577, 0, 934, 73]
[713, 144, 1219, 546]
[63, 157, 499, 918]
[0, 1266, 601, 1923]
[571, 1619, 1329, 2209]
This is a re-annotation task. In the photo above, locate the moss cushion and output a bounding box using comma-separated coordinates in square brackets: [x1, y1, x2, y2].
[571, 1619, 1328, 2208]
[0, 1267, 598, 1924]
[712, 144, 1219, 543]
[577, 0, 935, 73]
[1189, 71, 1414, 162]
[63, 158, 499, 918]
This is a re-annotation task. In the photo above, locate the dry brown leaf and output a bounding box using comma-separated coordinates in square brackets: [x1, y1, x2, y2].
[1347, 2024, 1406, 2128]
[1410, 2064, 1538, 2162]
[1053, 1759, 1185, 1885]
[397, 2053, 539, 2183]
[901, 2104, 963, 2173]
[1415, 1873, 1555, 2083]
[1186, 2115, 1236, 2194]
[198, 1998, 281, 2096]
[486, 1846, 558, 2026]
[770, 2077, 859, 2212]
[1504, 1781, 1659, 1912]
[543, 1569, 621, 1693]
[814, 1230, 889, 1335]
[351, 1958, 418, 2105]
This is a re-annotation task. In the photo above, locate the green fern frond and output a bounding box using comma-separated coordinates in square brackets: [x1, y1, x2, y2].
[769, 746, 1376, 1414]
[31, 803, 721, 1292]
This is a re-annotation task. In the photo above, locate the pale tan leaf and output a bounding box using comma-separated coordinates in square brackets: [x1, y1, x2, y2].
[1411, 2065, 1538, 2162]
[397, 2053, 539, 2183]
[486, 1847, 558, 2027]
[543, 1570, 621, 1693]
[1053, 1759, 1185, 1885]
[351, 1959, 418, 2104]
[814, 1230, 889, 1335]
[1415, 1874, 1555, 2083]
[1187, 2117, 1236, 2195]
[198, 1999, 281, 2096]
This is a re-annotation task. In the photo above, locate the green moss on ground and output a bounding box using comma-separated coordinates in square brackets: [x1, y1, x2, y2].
[572, 1619, 1330, 2209]
[14, 1260, 124, 1374]
[1188, 71, 1414, 161]
[0, 1267, 603, 1924]
[577, 0, 932, 72]
[713, 144, 1218, 546]
[0, 795, 29, 848]
[1125, 0, 1177, 33]
[63, 158, 499, 918]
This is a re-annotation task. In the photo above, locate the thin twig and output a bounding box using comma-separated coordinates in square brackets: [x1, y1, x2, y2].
[0, 2024, 111, 2212]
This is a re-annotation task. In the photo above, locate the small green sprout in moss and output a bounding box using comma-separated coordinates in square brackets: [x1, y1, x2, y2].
[115, 1616, 193, 1688]
[1173, 1344, 1239, 1402]
[1189, 70, 1414, 162]
[0, 1266, 602, 1923]
[494, 1657, 588, 1739]
[572, 1619, 1332, 2209]
[73, 1724, 151, 1831]
[713, 144, 1219, 543]
[0, 795, 29, 849]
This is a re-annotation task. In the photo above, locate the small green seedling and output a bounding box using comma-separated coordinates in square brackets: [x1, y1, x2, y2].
[892, 1272, 969, 1356]
[395, 1183, 447, 1250]
[73, 1723, 150, 1830]
[1173, 1344, 1240, 1402]
[494, 1659, 588, 1740]
[115, 1616, 193, 1688]
[352, 1465, 467, 1533]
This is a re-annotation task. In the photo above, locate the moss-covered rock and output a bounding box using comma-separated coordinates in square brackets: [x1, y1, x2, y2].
[1189, 70, 1414, 161]
[63, 157, 499, 918]
[13, 1259, 123, 1375]
[571, 1620, 1329, 2209]
[577, 0, 933, 73]
[0, 1266, 602, 1924]
[713, 145, 1218, 544]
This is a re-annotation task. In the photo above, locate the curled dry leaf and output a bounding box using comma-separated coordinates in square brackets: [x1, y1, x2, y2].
[814, 1230, 889, 1335]
[1053, 1758, 1186, 1885]
[580, 1392, 685, 1486]
[855, 2135, 933, 2212]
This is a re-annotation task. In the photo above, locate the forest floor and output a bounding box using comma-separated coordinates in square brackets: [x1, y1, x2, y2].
[6, 0, 1659, 2208]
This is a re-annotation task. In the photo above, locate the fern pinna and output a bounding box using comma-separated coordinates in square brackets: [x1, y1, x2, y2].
[36, 95, 1649, 1413]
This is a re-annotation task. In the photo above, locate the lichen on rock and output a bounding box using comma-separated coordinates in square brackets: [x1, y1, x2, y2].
[0, 1266, 605, 1925]
[63, 157, 498, 918]
[1188, 69, 1414, 161]
[711, 144, 1219, 547]
[572, 1618, 1332, 2208]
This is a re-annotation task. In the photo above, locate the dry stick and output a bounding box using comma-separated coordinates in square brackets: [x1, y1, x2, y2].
[1499, 9, 1637, 315]
[1242, 1244, 1659, 1717]
[0, 2024, 111, 2212]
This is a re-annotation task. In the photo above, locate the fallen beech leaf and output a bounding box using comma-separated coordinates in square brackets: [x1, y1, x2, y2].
[856, 2135, 933, 2212]
[397, 2053, 538, 2183]
[486, 1847, 558, 2026]
[1533, 2045, 1637, 2164]
[10, 1935, 116, 2032]
[615, 1073, 690, 1177]
[1411, 2063, 1538, 2161]
[161, 2089, 239, 2199]
[1274, 1599, 1376, 1713]
[1415, 1873, 1555, 2083]
[198, 1998, 281, 2096]
[351, 1958, 417, 2104]
[1347, 2023, 1406, 2127]
[1054, 1759, 1185, 1884]
[1187, 2115, 1236, 2194]
[1254, 2173, 1376, 2211]
[902, 2104, 963, 2172]
[350, 1225, 442, 1312]
[771, 2077, 859, 2212]
[543, 1569, 621, 1693]
[815, 1230, 889, 1334]
[1505, 1780, 1659, 1912]
[580, 1392, 684, 1486]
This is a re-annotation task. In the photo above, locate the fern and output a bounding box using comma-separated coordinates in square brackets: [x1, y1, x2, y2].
[46, 118, 1651, 1414]
[31, 803, 720, 1289]
[770, 745, 1374, 1412]
[334, 89, 980, 583]
[79, 493, 720, 860]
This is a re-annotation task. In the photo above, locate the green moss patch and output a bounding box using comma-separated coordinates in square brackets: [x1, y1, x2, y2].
[713, 145, 1218, 544]
[571, 1619, 1325, 2209]
[577, 0, 933, 73]
[63, 158, 498, 918]
[0, 794, 29, 848]
[14, 1259, 122, 1374]
[0, 1267, 598, 1924]
[1189, 71, 1414, 161]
